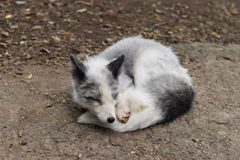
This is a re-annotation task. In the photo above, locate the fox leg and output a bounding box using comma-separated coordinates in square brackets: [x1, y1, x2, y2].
[77, 110, 100, 124]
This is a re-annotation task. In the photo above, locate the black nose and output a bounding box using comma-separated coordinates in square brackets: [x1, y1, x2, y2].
[107, 117, 115, 123]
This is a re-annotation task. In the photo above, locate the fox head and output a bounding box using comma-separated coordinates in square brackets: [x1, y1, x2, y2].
[69, 54, 124, 124]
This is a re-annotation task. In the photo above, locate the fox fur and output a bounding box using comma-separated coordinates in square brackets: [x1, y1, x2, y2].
[70, 37, 194, 132]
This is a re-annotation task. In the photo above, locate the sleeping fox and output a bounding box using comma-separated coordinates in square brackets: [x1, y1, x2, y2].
[69, 37, 194, 132]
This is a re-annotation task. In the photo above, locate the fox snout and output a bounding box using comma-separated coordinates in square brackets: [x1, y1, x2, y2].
[107, 117, 115, 123]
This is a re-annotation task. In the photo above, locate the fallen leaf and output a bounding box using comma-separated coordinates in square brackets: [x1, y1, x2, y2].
[65, 32, 73, 37]
[51, 36, 61, 42]
[15, 1, 26, 5]
[25, 12, 31, 15]
[173, 25, 180, 30]
[78, 1, 93, 6]
[20, 140, 27, 145]
[109, 138, 122, 146]
[174, 52, 181, 55]
[18, 129, 23, 137]
[225, 12, 231, 16]
[0, 43, 7, 48]
[154, 17, 161, 21]
[10, 25, 19, 30]
[155, 9, 164, 14]
[176, 35, 183, 39]
[39, 48, 50, 54]
[1, 31, 9, 37]
[5, 15, 12, 19]
[41, 40, 49, 44]
[32, 25, 42, 30]
[77, 8, 87, 13]
[98, 18, 103, 22]
[28, 74, 32, 79]
[211, 32, 218, 36]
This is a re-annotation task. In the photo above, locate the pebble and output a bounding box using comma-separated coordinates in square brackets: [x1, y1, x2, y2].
[46, 103, 52, 107]
[48, 21, 54, 25]
[56, 139, 65, 142]
[192, 28, 199, 32]
[102, 149, 112, 156]
[20, 41, 25, 45]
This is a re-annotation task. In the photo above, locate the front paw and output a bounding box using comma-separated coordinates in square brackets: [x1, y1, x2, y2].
[116, 102, 131, 123]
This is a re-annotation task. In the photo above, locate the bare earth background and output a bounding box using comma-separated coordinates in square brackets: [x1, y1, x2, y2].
[0, 0, 240, 159]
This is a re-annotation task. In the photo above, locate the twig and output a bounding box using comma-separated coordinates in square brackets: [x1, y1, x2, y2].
[149, 22, 167, 32]
[57, 120, 76, 130]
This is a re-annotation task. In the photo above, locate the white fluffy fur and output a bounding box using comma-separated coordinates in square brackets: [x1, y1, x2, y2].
[71, 37, 193, 132]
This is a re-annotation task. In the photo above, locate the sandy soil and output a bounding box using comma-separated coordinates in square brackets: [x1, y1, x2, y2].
[1, 43, 239, 159]
[0, 0, 240, 159]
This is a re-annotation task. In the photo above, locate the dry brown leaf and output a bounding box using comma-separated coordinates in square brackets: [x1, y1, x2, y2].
[78, 1, 93, 6]
[109, 138, 122, 146]
[77, 8, 87, 13]
[28, 74, 32, 79]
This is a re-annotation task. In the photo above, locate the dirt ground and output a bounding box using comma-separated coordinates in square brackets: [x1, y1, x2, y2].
[0, 0, 240, 159]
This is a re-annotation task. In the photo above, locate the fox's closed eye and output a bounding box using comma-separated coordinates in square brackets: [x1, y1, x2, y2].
[113, 93, 118, 99]
[85, 96, 101, 103]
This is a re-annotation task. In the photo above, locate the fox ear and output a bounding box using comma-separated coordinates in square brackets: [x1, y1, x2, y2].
[107, 55, 125, 79]
[69, 54, 87, 82]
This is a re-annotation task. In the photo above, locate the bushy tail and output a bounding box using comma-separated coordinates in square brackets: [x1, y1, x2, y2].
[145, 73, 195, 124]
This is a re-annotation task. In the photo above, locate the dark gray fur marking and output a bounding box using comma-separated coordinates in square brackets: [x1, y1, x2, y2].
[146, 74, 195, 123]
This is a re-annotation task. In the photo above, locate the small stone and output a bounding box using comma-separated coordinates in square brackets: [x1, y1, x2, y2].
[48, 21, 54, 25]
[19, 41, 25, 45]
[46, 103, 52, 107]
[167, 31, 173, 35]
[182, 15, 188, 18]
[20, 140, 27, 145]
[56, 139, 65, 142]
[192, 28, 199, 32]
[102, 149, 112, 156]
[15, 71, 23, 75]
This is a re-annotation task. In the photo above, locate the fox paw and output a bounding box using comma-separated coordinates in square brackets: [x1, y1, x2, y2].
[116, 102, 131, 123]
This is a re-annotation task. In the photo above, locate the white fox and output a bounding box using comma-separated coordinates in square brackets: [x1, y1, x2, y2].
[70, 37, 194, 132]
